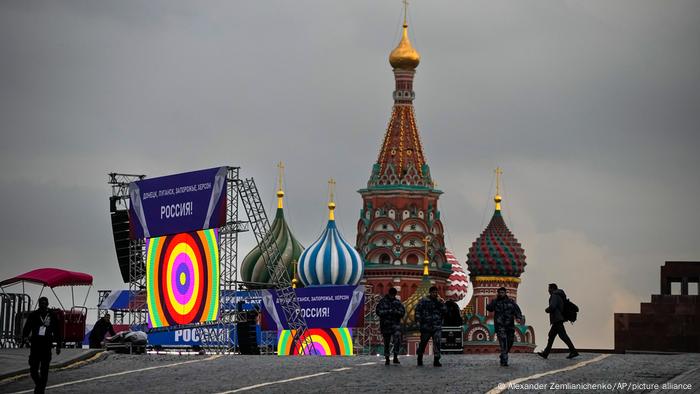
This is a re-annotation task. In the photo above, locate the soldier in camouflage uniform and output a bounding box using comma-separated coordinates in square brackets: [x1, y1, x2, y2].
[486, 287, 523, 366]
[415, 286, 447, 367]
[376, 287, 406, 365]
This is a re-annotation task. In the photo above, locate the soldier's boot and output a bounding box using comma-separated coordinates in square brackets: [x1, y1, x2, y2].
[433, 357, 442, 367]
[417, 354, 423, 366]
[393, 355, 400, 364]
[385, 356, 390, 365]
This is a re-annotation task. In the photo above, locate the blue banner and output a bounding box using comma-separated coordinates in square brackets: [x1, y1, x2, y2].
[260, 285, 365, 330]
[220, 290, 263, 311]
[128, 167, 227, 239]
[148, 326, 256, 347]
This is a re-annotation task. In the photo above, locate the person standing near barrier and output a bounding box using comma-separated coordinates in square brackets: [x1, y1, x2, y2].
[537, 283, 579, 359]
[22, 296, 62, 394]
[415, 286, 446, 367]
[376, 287, 406, 365]
[486, 287, 523, 366]
[89, 312, 116, 349]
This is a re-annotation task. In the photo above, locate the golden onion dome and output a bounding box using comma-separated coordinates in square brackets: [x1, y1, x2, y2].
[389, 24, 420, 69]
[401, 276, 431, 330]
[401, 257, 432, 330]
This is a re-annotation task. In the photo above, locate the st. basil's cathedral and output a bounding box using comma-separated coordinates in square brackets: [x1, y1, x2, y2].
[242, 8, 536, 354]
[354, 14, 536, 352]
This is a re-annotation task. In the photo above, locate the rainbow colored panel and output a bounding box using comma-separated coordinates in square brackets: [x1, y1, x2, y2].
[277, 328, 353, 356]
[146, 229, 219, 328]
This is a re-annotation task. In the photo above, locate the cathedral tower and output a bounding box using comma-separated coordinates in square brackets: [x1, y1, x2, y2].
[356, 7, 450, 301]
[462, 168, 536, 353]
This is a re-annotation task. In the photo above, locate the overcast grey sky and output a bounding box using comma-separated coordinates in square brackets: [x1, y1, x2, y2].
[1, 0, 698, 349]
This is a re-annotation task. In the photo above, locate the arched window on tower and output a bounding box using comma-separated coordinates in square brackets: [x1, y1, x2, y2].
[379, 253, 391, 265]
[406, 254, 419, 265]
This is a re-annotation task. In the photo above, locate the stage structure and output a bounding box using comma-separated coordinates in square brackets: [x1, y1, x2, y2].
[237, 177, 315, 354]
[108, 167, 314, 354]
[352, 284, 381, 355]
[109, 173, 147, 326]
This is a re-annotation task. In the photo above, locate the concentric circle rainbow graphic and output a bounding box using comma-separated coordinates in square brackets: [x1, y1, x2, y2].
[146, 229, 219, 328]
[277, 328, 353, 356]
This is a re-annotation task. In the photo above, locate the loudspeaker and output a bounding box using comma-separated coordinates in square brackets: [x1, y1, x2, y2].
[237, 321, 259, 355]
[111, 210, 130, 283]
[110, 197, 131, 283]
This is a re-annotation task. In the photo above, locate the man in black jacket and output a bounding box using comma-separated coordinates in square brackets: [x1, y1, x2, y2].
[537, 283, 578, 359]
[375, 287, 405, 365]
[89, 313, 116, 349]
[415, 286, 447, 367]
[22, 297, 62, 394]
[486, 287, 523, 366]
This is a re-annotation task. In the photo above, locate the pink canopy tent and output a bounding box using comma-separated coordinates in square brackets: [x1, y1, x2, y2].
[0, 268, 93, 309]
[0, 268, 93, 288]
[1, 268, 93, 346]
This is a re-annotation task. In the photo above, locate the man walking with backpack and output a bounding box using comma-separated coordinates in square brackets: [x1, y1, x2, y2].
[537, 283, 579, 359]
[376, 287, 405, 365]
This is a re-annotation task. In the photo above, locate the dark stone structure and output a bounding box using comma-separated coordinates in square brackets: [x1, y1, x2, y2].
[615, 261, 700, 353]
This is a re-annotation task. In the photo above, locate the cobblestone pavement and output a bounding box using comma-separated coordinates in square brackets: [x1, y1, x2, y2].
[0, 352, 698, 393]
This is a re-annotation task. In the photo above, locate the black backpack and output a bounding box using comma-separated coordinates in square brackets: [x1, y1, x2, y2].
[563, 298, 579, 323]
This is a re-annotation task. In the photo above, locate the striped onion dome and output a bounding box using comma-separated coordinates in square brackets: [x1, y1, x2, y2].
[241, 190, 304, 287]
[401, 260, 432, 331]
[466, 198, 526, 277]
[297, 200, 363, 286]
[445, 250, 470, 302]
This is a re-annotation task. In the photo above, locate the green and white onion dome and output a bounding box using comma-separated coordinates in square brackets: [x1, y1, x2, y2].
[241, 190, 304, 287]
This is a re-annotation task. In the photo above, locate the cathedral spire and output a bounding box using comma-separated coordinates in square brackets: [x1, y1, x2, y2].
[365, 3, 434, 190]
[422, 235, 430, 276]
[277, 161, 285, 209]
[389, 0, 420, 70]
[494, 167, 503, 211]
[358, 6, 449, 311]
[327, 178, 336, 221]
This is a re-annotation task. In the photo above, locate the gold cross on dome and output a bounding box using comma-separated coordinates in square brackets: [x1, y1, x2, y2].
[328, 178, 336, 203]
[422, 235, 430, 257]
[495, 167, 503, 196]
[403, 0, 409, 25]
[277, 161, 285, 192]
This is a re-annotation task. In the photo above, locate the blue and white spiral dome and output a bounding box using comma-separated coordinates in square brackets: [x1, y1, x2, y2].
[297, 202, 363, 286]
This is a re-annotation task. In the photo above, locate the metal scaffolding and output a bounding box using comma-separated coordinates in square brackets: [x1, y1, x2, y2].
[108, 173, 147, 326]
[109, 167, 310, 354]
[238, 177, 313, 354]
[353, 284, 381, 355]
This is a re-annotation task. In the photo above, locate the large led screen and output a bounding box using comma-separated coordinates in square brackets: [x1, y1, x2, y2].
[277, 328, 353, 356]
[146, 229, 220, 328]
